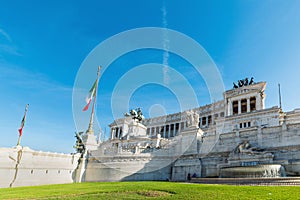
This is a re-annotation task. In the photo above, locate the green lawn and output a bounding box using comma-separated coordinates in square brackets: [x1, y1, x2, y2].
[0, 181, 299, 200]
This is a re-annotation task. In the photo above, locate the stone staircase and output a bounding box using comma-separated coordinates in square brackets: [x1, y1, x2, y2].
[190, 177, 300, 186]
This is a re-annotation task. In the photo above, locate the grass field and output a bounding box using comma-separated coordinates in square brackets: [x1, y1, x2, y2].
[0, 181, 300, 200]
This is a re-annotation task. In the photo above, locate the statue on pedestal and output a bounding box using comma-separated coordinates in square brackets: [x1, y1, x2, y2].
[185, 110, 199, 128]
[124, 107, 145, 123]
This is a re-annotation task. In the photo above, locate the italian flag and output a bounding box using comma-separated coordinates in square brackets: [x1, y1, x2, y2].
[18, 116, 26, 136]
[18, 104, 29, 136]
[82, 80, 97, 111]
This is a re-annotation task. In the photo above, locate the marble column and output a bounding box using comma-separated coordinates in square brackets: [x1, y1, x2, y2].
[199, 117, 202, 127]
[247, 98, 250, 112]
[261, 92, 265, 109]
[111, 128, 115, 139]
[227, 99, 232, 116]
[256, 95, 260, 110]
[173, 124, 176, 136]
[238, 100, 241, 114]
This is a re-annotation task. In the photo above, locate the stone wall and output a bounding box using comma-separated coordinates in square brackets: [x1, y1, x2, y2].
[84, 157, 172, 182]
[199, 123, 300, 177]
[82, 127, 203, 182]
[0, 146, 80, 188]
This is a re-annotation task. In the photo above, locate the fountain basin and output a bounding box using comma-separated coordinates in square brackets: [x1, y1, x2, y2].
[220, 164, 286, 178]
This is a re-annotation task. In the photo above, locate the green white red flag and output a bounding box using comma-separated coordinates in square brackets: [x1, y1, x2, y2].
[82, 79, 97, 111]
[18, 104, 29, 136]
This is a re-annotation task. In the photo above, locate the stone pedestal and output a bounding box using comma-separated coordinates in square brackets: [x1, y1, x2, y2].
[180, 127, 203, 155]
[127, 121, 147, 138]
[82, 134, 98, 151]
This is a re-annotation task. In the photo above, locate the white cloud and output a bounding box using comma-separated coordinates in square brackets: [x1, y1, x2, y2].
[0, 28, 12, 42]
[0, 28, 22, 56]
[0, 63, 72, 93]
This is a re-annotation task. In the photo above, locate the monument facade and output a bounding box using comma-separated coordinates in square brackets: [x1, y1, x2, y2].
[1, 79, 300, 188]
[80, 80, 300, 181]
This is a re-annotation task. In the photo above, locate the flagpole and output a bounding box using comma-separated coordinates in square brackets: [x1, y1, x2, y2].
[86, 66, 101, 135]
[278, 83, 282, 109]
[17, 104, 29, 146]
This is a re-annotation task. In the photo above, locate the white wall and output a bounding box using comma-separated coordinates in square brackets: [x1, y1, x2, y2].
[0, 146, 80, 188]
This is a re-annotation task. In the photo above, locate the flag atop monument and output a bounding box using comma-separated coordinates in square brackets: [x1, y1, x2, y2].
[82, 79, 97, 111]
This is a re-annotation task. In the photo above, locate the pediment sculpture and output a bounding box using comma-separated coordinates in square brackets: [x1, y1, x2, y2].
[233, 77, 255, 89]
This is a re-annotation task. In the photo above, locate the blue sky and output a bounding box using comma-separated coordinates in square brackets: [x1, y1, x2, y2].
[1, 0, 300, 153]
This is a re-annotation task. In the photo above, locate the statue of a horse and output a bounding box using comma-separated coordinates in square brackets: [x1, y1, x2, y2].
[126, 108, 145, 122]
[249, 77, 254, 85]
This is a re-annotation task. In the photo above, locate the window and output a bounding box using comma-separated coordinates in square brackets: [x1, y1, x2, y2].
[241, 99, 247, 113]
[208, 115, 212, 125]
[165, 125, 169, 138]
[220, 112, 225, 117]
[170, 124, 174, 137]
[250, 97, 256, 111]
[175, 123, 180, 135]
[160, 126, 164, 135]
[202, 117, 206, 126]
[232, 101, 238, 115]
[115, 127, 119, 138]
[239, 121, 251, 129]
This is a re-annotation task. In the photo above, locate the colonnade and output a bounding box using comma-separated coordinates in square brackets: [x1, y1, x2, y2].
[227, 96, 257, 116]
[111, 127, 122, 139]
[147, 122, 185, 138]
